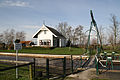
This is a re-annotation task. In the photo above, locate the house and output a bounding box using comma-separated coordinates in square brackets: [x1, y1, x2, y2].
[32, 24, 66, 47]
[20, 41, 34, 47]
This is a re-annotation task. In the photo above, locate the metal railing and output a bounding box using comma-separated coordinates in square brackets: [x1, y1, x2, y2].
[0, 55, 90, 80]
[0, 61, 35, 80]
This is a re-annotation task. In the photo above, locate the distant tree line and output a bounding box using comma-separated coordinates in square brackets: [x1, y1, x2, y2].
[0, 14, 120, 51]
[108, 14, 120, 50]
[56, 14, 120, 50]
[56, 22, 87, 47]
[0, 29, 25, 50]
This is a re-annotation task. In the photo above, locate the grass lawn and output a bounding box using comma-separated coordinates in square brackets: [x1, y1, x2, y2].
[0, 47, 85, 55]
[0, 64, 29, 80]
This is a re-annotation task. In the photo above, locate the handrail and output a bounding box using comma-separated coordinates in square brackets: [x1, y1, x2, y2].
[0, 62, 34, 71]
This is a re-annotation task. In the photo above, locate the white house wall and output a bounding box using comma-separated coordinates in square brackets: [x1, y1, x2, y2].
[34, 25, 66, 47]
[37, 29, 54, 47]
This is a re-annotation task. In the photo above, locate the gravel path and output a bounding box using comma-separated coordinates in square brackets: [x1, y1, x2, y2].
[65, 68, 97, 80]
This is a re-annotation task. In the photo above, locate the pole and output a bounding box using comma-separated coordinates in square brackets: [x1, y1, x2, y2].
[33, 58, 35, 79]
[71, 55, 73, 73]
[63, 57, 66, 77]
[16, 50, 18, 79]
[46, 58, 49, 79]
[95, 57, 99, 75]
[81, 56, 82, 67]
[29, 64, 33, 80]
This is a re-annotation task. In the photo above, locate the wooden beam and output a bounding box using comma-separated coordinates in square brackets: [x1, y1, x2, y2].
[0, 52, 89, 59]
[0, 59, 30, 64]
[0, 53, 71, 59]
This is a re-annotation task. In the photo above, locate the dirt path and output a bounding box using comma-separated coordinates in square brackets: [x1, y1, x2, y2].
[65, 68, 97, 80]
[65, 56, 96, 80]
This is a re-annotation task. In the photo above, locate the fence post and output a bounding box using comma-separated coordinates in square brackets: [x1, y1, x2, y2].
[95, 57, 99, 75]
[33, 58, 35, 79]
[46, 58, 49, 79]
[119, 56, 120, 61]
[96, 60, 99, 75]
[63, 57, 66, 77]
[16, 50, 18, 79]
[71, 55, 73, 74]
[81, 55, 82, 67]
[29, 64, 33, 80]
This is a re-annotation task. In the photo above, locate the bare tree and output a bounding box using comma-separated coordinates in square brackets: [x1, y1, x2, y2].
[16, 31, 26, 41]
[57, 22, 86, 47]
[66, 26, 72, 40]
[99, 26, 106, 45]
[71, 28, 76, 45]
[1, 29, 26, 50]
[0, 34, 3, 43]
[109, 14, 119, 47]
[108, 34, 114, 49]
[74, 25, 84, 46]
[2, 29, 15, 50]
[57, 22, 68, 38]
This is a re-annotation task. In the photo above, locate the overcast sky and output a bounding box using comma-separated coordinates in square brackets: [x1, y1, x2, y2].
[0, 0, 120, 40]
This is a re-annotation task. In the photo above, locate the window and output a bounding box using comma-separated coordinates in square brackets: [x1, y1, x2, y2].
[44, 30, 46, 34]
[47, 42, 49, 45]
[44, 42, 47, 45]
[41, 42, 43, 45]
[39, 40, 51, 45]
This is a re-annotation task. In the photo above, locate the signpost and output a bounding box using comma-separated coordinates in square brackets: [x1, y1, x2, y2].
[14, 43, 22, 79]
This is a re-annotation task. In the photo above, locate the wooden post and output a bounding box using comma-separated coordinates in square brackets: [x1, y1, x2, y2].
[63, 57, 66, 77]
[46, 58, 49, 79]
[33, 58, 35, 79]
[29, 64, 33, 80]
[71, 55, 73, 74]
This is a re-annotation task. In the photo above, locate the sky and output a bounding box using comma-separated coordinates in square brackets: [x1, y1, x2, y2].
[0, 0, 120, 40]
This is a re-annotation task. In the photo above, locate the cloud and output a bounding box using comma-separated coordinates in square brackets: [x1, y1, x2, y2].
[23, 25, 40, 29]
[0, 0, 30, 7]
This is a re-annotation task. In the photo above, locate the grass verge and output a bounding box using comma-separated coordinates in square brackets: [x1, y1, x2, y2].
[0, 47, 85, 55]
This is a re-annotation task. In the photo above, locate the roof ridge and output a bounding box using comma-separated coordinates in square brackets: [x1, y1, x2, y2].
[33, 25, 66, 38]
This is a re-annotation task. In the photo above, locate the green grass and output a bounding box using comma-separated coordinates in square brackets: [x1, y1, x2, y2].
[0, 47, 85, 55]
[0, 64, 29, 80]
[0, 63, 53, 80]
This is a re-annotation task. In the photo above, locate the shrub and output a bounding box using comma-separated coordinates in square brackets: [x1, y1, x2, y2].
[0, 43, 5, 50]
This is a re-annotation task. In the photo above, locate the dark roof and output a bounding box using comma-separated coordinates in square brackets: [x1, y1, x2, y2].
[33, 25, 66, 38]
[46, 26, 65, 38]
